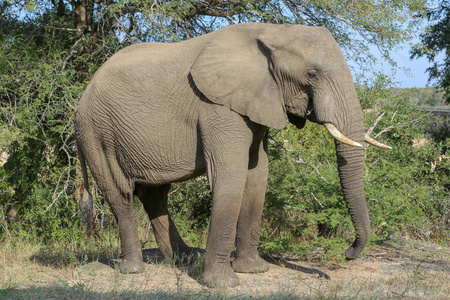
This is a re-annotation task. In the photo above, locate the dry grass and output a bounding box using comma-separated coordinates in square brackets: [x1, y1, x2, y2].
[0, 237, 448, 299]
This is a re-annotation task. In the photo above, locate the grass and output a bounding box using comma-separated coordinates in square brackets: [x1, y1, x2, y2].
[2, 277, 448, 299]
[0, 234, 448, 299]
[0, 220, 448, 300]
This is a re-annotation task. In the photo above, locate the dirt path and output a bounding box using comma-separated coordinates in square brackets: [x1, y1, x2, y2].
[1, 238, 449, 299]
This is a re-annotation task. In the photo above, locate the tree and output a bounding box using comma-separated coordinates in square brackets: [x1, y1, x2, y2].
[3, 1, 427, 61]
[411, 0, 450, 103]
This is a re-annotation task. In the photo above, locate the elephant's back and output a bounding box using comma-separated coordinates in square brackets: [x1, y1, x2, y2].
[106, 42, 181, 67]
[102, 36, 208, 71]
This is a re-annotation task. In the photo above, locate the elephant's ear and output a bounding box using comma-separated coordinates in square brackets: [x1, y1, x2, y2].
[190, 27, 286, 130]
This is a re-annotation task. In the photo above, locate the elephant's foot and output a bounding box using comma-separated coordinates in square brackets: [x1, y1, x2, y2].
[200, 264, 240, 287]
[232, 255, 269, 273]
[119, 256, 145, 274]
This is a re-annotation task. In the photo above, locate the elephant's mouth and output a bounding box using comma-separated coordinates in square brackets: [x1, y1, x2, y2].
[324, 123, 392, 150]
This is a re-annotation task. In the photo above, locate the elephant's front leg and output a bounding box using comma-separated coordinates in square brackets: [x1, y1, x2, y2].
[200, 134, 253, 287]
[232, 138, 270, 274]
[201, 162, 249, 287]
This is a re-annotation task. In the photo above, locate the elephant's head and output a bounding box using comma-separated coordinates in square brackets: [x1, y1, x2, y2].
[191, 23, 390, 259]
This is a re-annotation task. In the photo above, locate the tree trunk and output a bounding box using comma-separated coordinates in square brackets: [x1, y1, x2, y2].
[73, 0, 94, 39]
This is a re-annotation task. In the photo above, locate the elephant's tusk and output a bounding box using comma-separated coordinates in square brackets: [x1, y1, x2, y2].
[324, 123, 364, 148]
[365, 134, 392, 150]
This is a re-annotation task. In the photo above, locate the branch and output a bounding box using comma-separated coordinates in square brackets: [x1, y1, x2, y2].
[42, 25, 78, 32]
[366, 112, 385, 136]
[184, 1, 248, 20]
[61, 38, 84, 72]
[374, 125, 396, 138]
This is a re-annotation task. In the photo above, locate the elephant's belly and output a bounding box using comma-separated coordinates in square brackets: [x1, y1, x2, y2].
[135, 161, 207, 186]
[112, 125, 207, 186]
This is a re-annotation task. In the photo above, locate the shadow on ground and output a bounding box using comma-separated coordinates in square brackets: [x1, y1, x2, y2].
[0, 285, 298, 300]
[264, 256, 331, 279]
[30, 244, 331, 283]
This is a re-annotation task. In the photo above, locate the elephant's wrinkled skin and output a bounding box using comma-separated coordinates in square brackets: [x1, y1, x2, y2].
[75, 23, 387, 287]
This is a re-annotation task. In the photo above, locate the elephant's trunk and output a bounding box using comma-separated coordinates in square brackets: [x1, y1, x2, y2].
[335, 142, 369, 259]
[319, 82, 390, 259]
[332, 82, 370, 260]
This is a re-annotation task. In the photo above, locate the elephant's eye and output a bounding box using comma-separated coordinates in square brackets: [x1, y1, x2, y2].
[307, 70, 318, 80]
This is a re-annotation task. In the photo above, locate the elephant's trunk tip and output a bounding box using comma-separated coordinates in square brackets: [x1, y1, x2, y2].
[345, 247, 360, 260]
[345, 236, 369, 260]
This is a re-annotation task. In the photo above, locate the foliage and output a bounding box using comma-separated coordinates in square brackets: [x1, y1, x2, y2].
[0, 11, 85, 242]
[3, 0, 427, 63]
[360, 77, 450, 244]
[168, 177, 212, 248]
[411, 0, 450, 103]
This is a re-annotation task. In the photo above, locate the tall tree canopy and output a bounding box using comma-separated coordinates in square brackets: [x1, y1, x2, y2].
[411, 0, 450, 103]
[2, 1, 426, 64]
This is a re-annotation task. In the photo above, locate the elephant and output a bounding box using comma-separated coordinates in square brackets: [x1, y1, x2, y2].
[74, 22, 390, 287]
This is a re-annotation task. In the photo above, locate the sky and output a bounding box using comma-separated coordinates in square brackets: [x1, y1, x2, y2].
[347, 0, 445, 90]
[350, 40, 445, 89]
[371, 46, 436, 88]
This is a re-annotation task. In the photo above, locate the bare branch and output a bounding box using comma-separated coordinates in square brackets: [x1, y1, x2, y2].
[375, 125, 395, 138]
[367, 112, 385, 136]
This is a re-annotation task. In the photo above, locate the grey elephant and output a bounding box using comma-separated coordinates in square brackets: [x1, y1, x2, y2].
[75, 23, 390, 287]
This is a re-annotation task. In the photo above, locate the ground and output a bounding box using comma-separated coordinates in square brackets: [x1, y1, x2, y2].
[0, 238, 448, 299]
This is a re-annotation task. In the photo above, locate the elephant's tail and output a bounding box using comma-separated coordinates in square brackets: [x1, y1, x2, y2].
[77, 141, 94, 236]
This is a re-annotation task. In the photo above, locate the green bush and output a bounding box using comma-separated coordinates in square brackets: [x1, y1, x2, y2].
[168, 177, 212, 248]
[0, 11, 106, 244]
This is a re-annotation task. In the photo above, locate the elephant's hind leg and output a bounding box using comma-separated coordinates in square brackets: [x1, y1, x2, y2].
[84, 147, 145, 274]
[136, 184, 198, 264]
[232, 137, 270, 274]
[103, 187, 145, 274]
